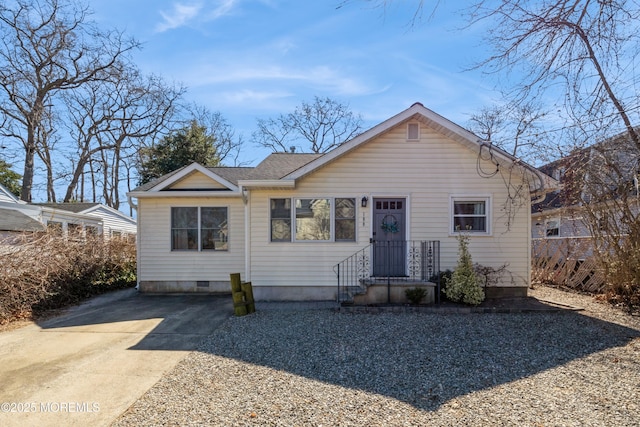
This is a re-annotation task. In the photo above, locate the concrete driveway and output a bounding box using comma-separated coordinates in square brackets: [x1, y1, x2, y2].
[0, 288, 232, 427]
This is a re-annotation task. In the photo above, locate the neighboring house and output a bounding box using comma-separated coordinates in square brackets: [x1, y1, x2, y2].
[35, 203, 137, 239]
[0, 200, 102, 238]
[128, 103, 557, 302]
[531, 132, 640, 259]
[0, 189, 136, 240]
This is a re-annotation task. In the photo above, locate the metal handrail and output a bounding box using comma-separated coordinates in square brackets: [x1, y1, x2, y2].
[334, 240, 440, 304]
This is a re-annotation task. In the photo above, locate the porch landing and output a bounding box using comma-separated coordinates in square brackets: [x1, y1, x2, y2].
[352, 282, 437, 305]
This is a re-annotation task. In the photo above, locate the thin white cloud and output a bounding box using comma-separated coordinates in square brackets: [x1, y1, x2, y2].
[156, 0, 240, 32]
[156, 2, 203, 32]
[205, 0, 239, 21]
[183, 59, 383, 98]
[222, 89, 292, 104]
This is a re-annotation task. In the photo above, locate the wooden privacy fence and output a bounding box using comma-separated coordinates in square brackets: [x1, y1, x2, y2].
[532, 238, 607, 293]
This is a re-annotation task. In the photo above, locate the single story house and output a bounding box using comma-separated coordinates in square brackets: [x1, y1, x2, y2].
[128, 103, 557, 303]
[35, 203, 137, 239]
[0, 188, 136, 240]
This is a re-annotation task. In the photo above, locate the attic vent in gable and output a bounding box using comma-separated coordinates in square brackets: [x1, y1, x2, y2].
[407, 123, 420, 140]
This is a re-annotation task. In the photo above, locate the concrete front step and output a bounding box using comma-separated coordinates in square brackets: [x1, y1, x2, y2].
[353, 282, 436, 305]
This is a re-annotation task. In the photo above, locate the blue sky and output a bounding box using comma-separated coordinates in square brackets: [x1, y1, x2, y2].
[91, 0, 500, 166]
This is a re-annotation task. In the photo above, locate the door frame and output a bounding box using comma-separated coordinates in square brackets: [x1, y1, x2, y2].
[369, 195, 410, 277]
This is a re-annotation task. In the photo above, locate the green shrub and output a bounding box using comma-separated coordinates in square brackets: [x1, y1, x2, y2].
[444, 233, 485, 305]
[405, 287, 427, 305]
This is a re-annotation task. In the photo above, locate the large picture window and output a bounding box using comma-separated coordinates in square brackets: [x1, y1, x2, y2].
[296, 198, 331, 241]
[171, 207, 228, 251]
[270, 197, 356, 242]
[451, 197, 490, 234]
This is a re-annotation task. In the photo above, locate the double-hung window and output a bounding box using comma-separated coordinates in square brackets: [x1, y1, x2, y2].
[171, 207, 228, 251]
[451, 196, 490, 234]
[545, 219, 560, 237]
[270, 197, 356, 242]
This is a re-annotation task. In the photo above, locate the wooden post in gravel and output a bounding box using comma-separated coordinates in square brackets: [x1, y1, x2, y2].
[230, 273, 248, 316]
[242, 281, 255, 313]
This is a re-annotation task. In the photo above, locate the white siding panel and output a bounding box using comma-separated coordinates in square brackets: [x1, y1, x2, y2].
[138, 197, 245, 282]
[85, 207, 137, 237]
[169, 171, 228, 189]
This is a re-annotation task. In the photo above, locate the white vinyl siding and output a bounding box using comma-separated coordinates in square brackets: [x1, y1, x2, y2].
[137, 197, 244, 282]
[169, 171, 228, 189]
[137, 119, 532, 294]
[84, 206, 136, 238]
[248, 124, 531, 290]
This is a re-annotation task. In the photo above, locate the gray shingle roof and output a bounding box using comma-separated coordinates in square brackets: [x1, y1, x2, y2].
[131, 164, 191, 192]
[248, 153, 322, 179]
[34, 202, 100, 213]
[130, 153, 322, 192]
[206, 167, 256, 184]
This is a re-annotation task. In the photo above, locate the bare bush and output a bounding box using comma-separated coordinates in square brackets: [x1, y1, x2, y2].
[0, 231, 136, 324]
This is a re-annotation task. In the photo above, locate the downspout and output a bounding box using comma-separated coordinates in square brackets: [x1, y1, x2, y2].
[128, 194, 141, 291]
[242, 186, 251, 282]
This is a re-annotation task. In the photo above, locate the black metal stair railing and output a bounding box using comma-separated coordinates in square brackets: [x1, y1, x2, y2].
[334, 240, 440, 304]
[333, 244, 372, 304]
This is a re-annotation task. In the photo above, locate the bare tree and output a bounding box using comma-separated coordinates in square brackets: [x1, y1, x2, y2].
[183, 104, 245, 166]
[0, 0, 139, 202]
[62, 70, 183, 207]
[465, 102, 553, 230]
[35, 106, 59, 202]
[349, 1, 640, 306]
[468, 102, 552, 163]
[337, 0, 437, 27]
[352, 1, 640, 151]
[469, 0, 640, 149]
[252, 96, 363, 154]
[466, 1, 640, 306]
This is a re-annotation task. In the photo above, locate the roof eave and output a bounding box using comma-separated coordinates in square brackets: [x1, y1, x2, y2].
[283, 103, 558, 194]
[127, 190, 242, 199]
[146, 163, 239, 192]
[238, 179, 296, 189]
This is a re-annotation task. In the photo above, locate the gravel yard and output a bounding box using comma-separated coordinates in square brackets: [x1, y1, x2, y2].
[113, 287, 640, 426]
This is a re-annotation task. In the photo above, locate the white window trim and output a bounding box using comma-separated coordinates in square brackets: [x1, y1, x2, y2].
[449, 195, 492, 236]
[545, 217, 560, 237]
[171, 206, 229, 251]
[270, 197, 357, 243]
